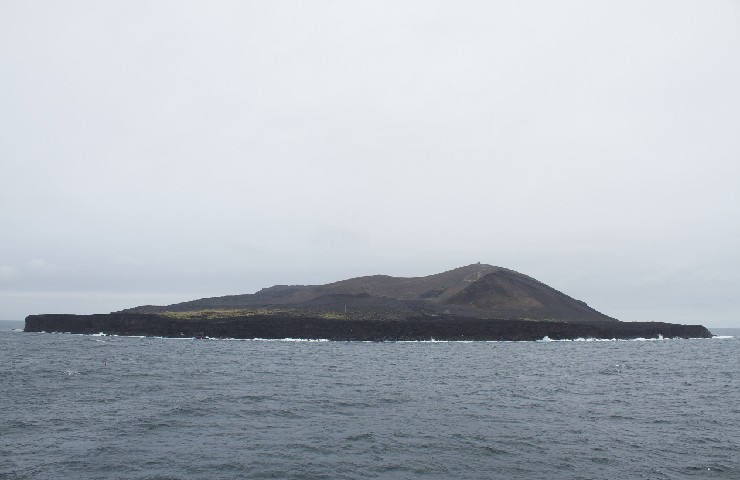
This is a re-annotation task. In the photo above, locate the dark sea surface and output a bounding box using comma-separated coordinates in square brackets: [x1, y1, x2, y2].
[2, 324, 739, 479]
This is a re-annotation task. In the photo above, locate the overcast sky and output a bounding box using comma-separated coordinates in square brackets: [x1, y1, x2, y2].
[1, 1, 739, 327]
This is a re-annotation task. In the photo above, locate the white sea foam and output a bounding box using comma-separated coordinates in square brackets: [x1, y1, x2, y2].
[523, 336, 717, 343]
[247, 338, 330, 342]
[570, 337, 616, 342]
[29, 330, 729, 342]
[533, 336, 707, 343]
[395, 339, 481, 343]
[146, 336, 192, 340]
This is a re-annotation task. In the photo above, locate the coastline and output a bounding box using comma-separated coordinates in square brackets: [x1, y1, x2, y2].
[24, 313, 712, 341]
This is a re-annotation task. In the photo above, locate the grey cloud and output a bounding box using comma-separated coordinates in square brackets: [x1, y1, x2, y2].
[1, 1, 738, 325]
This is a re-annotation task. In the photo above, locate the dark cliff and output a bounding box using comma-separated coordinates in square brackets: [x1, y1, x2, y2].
[24, 313, 712, 341]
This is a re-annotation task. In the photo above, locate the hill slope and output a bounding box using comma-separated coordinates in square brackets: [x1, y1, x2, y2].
[123, 264, 617, 323]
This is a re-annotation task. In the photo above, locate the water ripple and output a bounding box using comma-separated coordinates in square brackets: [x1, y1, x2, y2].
[1, 332, 739, 479]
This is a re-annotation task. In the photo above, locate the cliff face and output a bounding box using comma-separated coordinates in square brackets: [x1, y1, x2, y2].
[24, 313, 712, 341]
[122, 264, 617, 323]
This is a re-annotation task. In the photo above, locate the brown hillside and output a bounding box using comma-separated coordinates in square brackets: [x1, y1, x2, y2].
[123, 264, 617, 323]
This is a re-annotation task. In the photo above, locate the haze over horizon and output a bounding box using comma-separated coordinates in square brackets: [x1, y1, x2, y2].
[2, 1, 739, 327]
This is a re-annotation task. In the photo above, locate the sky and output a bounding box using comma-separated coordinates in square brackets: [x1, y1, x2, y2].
[1, 1, 739, 327]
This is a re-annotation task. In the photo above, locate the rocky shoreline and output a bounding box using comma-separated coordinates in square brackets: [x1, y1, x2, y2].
[24, 313, 712, 341]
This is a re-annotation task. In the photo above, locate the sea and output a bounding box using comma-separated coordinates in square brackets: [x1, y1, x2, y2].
[1, 320, 739, 480]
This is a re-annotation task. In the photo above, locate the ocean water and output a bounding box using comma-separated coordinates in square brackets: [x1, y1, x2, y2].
[1, 324, 739, 479]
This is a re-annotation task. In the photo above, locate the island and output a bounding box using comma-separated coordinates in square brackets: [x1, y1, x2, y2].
[24, 264, 712, 341]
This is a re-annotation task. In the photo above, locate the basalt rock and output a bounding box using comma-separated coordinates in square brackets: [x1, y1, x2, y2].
[24, 312, 712, 341]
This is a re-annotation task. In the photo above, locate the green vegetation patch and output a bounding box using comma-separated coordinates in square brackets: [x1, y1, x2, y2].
[158, 308, 348, 320]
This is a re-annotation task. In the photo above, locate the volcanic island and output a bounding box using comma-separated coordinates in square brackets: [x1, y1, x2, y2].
[24, 264, 711, 341]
